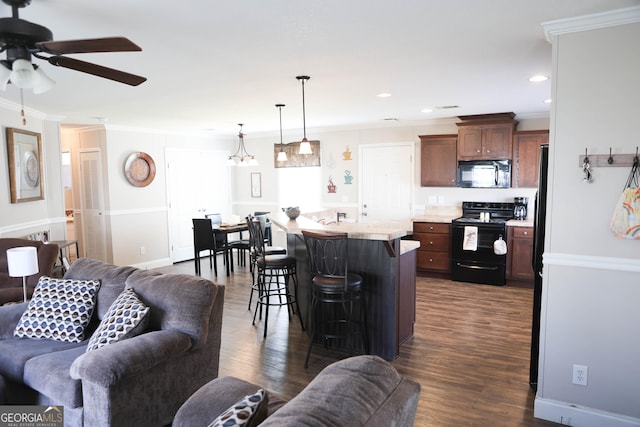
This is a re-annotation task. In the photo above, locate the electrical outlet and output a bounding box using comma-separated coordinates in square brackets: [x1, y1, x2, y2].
[139, 246, 145, 255]
[572, 364, 588, 386]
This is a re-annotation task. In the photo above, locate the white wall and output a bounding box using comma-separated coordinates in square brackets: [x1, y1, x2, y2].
[235, 116, 548, 221]
[535, 10, 640, 426]
[62, 125, 235, 268]
[0, 101, 65, 240]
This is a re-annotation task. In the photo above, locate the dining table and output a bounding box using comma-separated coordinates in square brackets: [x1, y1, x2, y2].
[214, 223, 249, 276]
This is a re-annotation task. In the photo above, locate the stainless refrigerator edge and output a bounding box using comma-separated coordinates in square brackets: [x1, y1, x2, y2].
[530, 144, 549, 392]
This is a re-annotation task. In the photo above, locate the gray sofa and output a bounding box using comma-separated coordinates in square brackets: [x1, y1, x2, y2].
[174, 355, 421, 426]
[0, 258, 224, 427]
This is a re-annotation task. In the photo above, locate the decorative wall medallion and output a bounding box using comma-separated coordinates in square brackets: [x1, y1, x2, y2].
[344, 170, 353, 184]
[124, 152, 156, 187]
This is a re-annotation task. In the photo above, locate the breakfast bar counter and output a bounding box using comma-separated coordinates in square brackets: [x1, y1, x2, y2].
[270, 213, 418, 361]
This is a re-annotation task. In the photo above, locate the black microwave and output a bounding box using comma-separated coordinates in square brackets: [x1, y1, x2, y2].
[457, 160, 511, 188]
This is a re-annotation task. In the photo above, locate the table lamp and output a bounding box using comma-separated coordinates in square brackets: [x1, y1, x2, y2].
[6, 246, 39, 302]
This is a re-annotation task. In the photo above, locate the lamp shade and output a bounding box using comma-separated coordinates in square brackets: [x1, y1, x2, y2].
[7, 246, 39, 277]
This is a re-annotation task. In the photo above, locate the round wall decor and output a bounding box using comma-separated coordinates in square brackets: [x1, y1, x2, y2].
[124, 152, 156, 187]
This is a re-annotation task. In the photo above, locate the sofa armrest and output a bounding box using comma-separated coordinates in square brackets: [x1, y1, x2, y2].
[70, 330, 192, 387]
[0, 302, 28, 339]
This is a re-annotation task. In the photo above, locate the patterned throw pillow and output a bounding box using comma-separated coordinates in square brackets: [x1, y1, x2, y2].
[208, 389, 265, 427]
[86, 287, 150, 352]
[14, 276, 101, 343]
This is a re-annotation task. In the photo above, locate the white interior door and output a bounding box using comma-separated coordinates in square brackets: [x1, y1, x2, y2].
[167, 148, 230, 262]
[79, 149, 108, 261]
[359, 143, 414, 221]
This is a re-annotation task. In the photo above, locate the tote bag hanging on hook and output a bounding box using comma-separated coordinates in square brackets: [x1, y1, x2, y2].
[609, 158, 640, 239]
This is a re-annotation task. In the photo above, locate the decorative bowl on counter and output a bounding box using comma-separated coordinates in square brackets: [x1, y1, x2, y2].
[283, 206, 300, 220]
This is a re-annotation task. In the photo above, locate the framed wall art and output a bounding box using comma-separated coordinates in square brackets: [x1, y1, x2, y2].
[251, 172, 262, 197]
[6, 128, 44, 203]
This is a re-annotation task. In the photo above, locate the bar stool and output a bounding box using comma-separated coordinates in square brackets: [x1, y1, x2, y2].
[301, 230, 369, 368]
[246, 215, 287, 310]
[247, 216, 304, 338]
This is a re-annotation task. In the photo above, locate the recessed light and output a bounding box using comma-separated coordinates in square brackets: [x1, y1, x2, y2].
[544, 99, 552, 104]
[421, 108, 433, 113]
[377, 93, 392, 98]
[529, 75, 548, 82]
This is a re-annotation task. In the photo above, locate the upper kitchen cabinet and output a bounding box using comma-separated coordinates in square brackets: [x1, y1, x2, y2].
[456, 113, 518, 160]
[513, 130, 549, 188]
[419, 134, 457, 186]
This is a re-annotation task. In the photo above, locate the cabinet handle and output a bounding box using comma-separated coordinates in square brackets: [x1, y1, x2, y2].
[429, 226, 434, 230]
[429, 241, 434, 245]
[429, 258, 433, 262]
[523, 231, 528, 235]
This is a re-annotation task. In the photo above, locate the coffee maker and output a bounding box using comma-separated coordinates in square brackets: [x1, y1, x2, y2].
[514, 197, 528, 220]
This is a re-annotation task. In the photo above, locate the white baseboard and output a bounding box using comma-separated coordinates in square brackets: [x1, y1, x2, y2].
[535, 398, 640, 427]
[130, 258, 173, 271]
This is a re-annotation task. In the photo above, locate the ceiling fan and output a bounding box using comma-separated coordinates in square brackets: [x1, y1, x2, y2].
[0, 0, 146, 94]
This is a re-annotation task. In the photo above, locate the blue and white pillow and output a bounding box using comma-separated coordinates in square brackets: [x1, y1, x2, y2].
[86, 287, 150, 352]
[208, 389, 266, 427]
[14, 276, 101, 343]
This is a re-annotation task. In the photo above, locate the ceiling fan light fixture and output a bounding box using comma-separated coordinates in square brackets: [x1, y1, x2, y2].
[0, 62, 11, 90]
[9, 59, 36, 89]
[32, 66, 55, 94]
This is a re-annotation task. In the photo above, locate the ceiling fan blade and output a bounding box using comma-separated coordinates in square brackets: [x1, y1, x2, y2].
[36, 37, 142, 55]
[47, 56, 147, 86]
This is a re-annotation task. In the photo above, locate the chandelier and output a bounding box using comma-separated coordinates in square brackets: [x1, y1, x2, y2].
[227, 124, 257, 167]
[276, 104, 287, 162]
[296, 75, 313, 155]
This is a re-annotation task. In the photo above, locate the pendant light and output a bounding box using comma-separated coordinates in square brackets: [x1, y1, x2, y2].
[227, 123, 258, 167]
[276, 104, 287, 162]
[296, 75, 313, 155]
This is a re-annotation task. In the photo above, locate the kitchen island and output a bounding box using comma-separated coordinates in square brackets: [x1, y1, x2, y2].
[269, 213, 418, 361]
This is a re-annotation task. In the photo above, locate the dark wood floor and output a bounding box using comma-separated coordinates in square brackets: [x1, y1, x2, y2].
[154, 256, 559, 427]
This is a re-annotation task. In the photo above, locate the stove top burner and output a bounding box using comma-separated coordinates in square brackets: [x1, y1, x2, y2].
[459, 201, 515, 222]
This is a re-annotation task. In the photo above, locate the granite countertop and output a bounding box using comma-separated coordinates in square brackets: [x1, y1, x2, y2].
[506, 219, 534, 227]
[270, 212, 409, 241]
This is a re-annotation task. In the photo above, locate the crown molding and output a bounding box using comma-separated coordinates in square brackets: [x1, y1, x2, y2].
[542, 5, 640, 43]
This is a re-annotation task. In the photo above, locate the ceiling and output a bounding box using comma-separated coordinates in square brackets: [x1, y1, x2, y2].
[0, 0, 638, 136]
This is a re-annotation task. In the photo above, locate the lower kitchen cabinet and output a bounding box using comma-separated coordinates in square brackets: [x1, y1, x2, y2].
[413, 222, 451, 274]
[507, 226, 534, 283]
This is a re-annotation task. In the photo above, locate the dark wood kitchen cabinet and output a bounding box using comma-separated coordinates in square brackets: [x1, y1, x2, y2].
[513, 130, 549, 188]
[413, 222, 450, 274]
[507, 226, 534, 283]
[419, 134, 457, 187]
[456, 113, 518, 160]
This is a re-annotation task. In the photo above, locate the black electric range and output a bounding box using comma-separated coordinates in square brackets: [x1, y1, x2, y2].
[451, 201, 515, 286]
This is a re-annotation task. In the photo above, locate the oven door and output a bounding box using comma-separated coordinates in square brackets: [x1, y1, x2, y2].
[451, 222, 508, 286]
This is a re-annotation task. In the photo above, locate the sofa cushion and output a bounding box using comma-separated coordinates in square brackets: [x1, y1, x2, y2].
[173, 377, 268, 427]
[63, 258, 139, 321]
[23, 345, 86, 408]
[125, 270, 216, 350]
[0, 336, 86, 382]
[260, 355, 420, 426]
[14, 276, 100, 343]
[86, 287, 150, 352]
[208, 389, 265, 427]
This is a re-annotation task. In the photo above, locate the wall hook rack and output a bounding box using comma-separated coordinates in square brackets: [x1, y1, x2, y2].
[578, 147, 639, 168]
